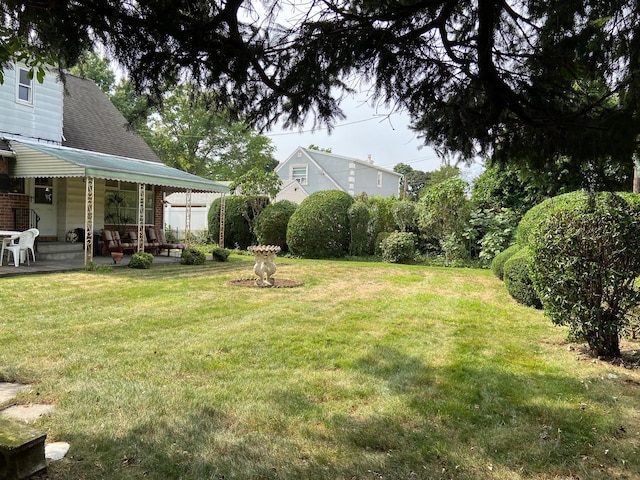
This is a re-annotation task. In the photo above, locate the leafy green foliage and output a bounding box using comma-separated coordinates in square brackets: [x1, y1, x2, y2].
[180, 247, 206, 265]
[360, 195, 397, 255]
[529, 192, 640, 357]
[128, 252, 154, 269]
[348, 202, 371, 257]
[391, 201, 417, 233]
[380, 232, 416, 264]
[286, 190, 354, 258]
[466, 208, 518, 264]
[515, 192, 586, 247]
[490, 244, 520, 280]
[503, 248, 542, 309]
[211, 246, 231, 262]
[394, 163, 430, 201]
[208, 196, 256, 250]
[254, 200, 298, 251]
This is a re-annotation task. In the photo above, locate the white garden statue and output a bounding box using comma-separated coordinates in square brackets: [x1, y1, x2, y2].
[247, 245, 281, 286]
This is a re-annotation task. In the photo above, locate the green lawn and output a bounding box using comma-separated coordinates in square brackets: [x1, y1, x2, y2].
[1, 256, 639, 479]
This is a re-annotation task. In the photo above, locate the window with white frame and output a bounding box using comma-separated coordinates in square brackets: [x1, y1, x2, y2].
[377, 171, 383, 188]
[104, 180, 154, 225]
[16, 67, 33, 105]
[291, 165, 308, 185]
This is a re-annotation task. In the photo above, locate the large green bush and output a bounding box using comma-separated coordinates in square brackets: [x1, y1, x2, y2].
[529, 192, 640, 357]
[381, 232, 416, 264]
[180, 247, 206, 265]
[503, 247, 541, 309]
[209, 195, 268, 250]
[286, 190, 354, 258]
[254, 200, 298, 251]
[515, 191, 585, 246]
[490, 244, 520, 280]
[128, 251, 154, 269]
[348, 201, 371, 256]
[364, 195, 397, 254]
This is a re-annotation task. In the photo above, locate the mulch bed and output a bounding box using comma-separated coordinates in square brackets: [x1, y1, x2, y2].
[227, 278, 303, 288]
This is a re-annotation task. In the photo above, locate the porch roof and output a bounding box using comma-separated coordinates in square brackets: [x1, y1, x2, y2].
[9, 140, 229, 193]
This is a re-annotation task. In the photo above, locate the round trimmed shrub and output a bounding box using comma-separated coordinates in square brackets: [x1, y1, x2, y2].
[490, 244, 520, 280]
[515, 191, 585, 246]
[128, 251, 154, 269]
[180, 247, 206, 265]
[286, 190, 354, 258]
[503, 247, 541, 309]
[529, 192, 640, 357]
[211, 245, 231, 262]
[254, 200, 298, 252]
[375, 232, 392, 256]
[381, 231, 416, 264]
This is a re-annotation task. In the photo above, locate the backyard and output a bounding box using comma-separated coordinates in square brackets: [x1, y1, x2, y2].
[0, 256, 639, 479]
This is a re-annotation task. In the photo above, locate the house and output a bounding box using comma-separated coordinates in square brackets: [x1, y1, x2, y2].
[0, 64, 228, 263]
[274, 147, 402, 203]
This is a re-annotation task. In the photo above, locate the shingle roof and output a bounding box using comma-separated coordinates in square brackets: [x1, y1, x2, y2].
[62, 75, 161, 163]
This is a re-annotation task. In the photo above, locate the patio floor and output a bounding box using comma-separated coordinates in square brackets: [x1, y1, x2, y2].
[0, 252, 182, 278]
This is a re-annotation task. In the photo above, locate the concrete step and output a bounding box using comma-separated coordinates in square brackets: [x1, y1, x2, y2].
[0, 418, 47, 480]
[36, 242, 85, 261]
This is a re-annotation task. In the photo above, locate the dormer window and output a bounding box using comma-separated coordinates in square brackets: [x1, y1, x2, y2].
[291, 165, 308, 185]
[16, 67, 33, 105]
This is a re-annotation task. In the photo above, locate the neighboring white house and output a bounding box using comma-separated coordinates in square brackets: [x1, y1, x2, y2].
[274, 147, 403, 203]
[164, 186, 230, 239]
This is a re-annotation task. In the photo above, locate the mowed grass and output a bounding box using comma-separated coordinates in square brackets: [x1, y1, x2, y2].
[1, 256, 639, 479]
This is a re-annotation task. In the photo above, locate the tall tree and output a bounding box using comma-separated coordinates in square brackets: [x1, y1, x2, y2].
[394, 163, 430, 201]
[3, 0, 640, 179]
[147, 84, 278, 180]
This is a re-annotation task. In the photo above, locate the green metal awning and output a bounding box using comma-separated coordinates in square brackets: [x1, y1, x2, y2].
[9, 140, 229, 193]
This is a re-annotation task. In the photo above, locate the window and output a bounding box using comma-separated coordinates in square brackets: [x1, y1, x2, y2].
[377, 172, 383, 188]
[291, 165, 308, 185]
[105, 181, 154, 225]
[34, 178, 53, 204]
[16, 68, 33, 105]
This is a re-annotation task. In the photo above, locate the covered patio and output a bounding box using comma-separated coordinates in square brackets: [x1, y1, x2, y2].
[6, 139, 229, 269]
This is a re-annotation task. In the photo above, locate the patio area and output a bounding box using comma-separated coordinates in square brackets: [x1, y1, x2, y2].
[0, 252, 182, 278]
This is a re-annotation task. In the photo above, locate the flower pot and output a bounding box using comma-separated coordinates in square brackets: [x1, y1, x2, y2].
[111, 252, 124, 264]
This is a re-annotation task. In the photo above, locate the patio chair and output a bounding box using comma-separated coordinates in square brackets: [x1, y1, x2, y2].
[144, 227, 160, 255]
[102, 229, 122, 256]
[1, 230, 35, 267]
[25, 228, 39, 263]
[119, 231, 137, 254]
[155, 227, 185, 257]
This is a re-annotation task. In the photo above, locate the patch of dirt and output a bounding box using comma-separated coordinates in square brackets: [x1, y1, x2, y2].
[227, 278, 303, 288]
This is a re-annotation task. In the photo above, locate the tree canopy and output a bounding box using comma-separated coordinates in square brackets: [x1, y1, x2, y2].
[3, 0, 640, 172]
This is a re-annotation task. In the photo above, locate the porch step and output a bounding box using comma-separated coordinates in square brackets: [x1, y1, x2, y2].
[0, 418, 47, 480]
[36, 241, 85, 261]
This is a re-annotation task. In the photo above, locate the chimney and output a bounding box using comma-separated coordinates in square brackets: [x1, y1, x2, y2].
[367, 154, 373, 164]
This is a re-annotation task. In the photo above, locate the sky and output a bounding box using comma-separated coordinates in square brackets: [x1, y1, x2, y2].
[262, 94, 444, 174]
[261, 93, 484, 181]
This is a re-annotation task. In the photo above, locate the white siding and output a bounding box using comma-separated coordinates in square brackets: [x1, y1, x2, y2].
[0, 65, 63, 143]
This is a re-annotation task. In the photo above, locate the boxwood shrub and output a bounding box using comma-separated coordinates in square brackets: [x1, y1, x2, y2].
[254, 200, 297, 252]
[180, 247, 206, 265]
[128, 251, 154, 269]
[490, 244, 520, 280]
[381, 231, 416, 264]
[503, 247, 541, 309]
[286, 190, 354, 258]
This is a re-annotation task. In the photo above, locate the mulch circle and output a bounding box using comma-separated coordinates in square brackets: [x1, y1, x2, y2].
[227, 278, 303, 288]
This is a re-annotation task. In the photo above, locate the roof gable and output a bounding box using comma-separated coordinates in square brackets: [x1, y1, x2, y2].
[62, 75, 161, 163]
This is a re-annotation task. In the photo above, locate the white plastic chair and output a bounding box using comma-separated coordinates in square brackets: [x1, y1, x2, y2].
[1, 231, 35, 267]
[25, 228, 39, 263]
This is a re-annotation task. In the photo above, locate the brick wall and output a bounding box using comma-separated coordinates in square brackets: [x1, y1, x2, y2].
[154, 188, 164, 228]
[0, 193, 29, 230]
[0, 156, 29, 230]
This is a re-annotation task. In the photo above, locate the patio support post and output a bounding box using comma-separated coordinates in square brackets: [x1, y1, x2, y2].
[219, 193, 226, 248]
[137, 183, 145, 252]
[185, 189, 192, 246]
[83, 176, 94, 267]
